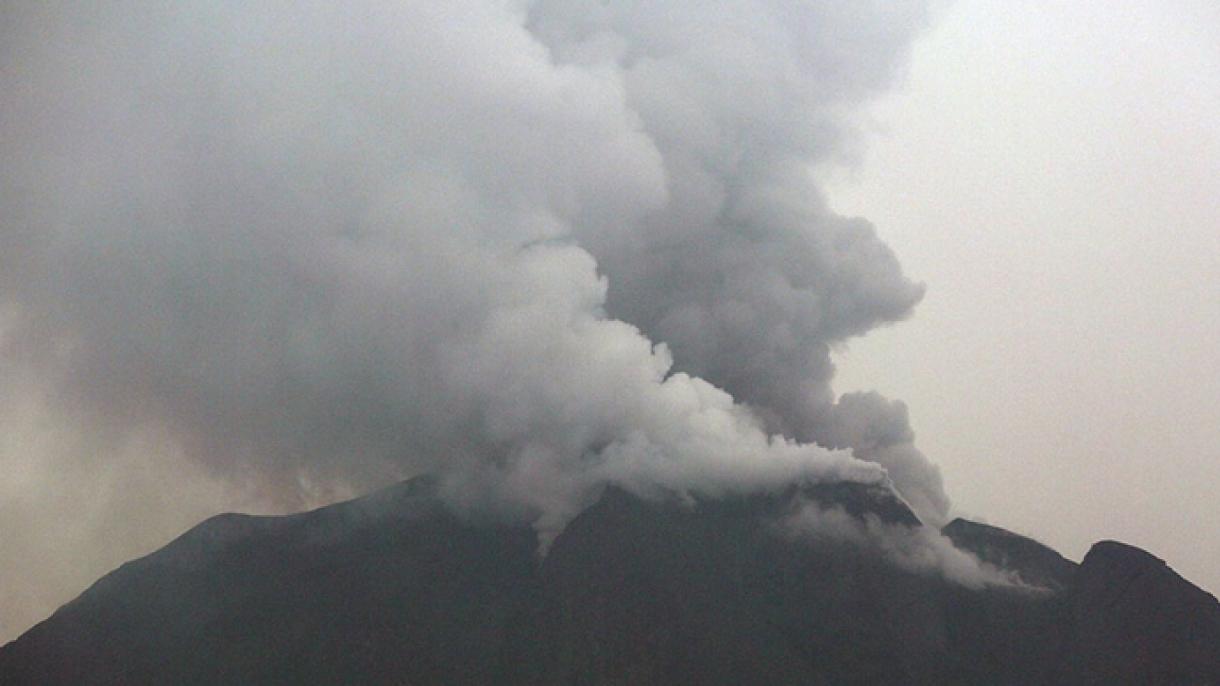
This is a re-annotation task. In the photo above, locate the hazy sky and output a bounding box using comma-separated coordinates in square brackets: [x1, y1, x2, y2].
[826, 0, 1220, 594]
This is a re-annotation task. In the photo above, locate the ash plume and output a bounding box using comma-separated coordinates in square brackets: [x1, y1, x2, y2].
[522, 1, 945, 524]
[0, 0, 953, 612]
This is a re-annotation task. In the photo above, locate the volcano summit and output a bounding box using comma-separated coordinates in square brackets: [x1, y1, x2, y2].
[2, 477, 1218, 685]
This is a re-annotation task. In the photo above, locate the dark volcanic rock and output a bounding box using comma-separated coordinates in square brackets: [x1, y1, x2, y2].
[2, 478, 1218, 685]
[1056, 541, 1220, 686]
[791, 480, 923, 527]
[943, 518, 1078, 590]
[510, 485, 1063, 685]
[0, 477, 541, 685]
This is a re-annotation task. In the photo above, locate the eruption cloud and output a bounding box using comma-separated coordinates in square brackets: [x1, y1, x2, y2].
[0, 0, 947, 557]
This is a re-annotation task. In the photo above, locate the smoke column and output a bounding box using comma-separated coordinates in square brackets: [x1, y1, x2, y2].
[527, 1, 945, 521]
[0, 0, 952, 618]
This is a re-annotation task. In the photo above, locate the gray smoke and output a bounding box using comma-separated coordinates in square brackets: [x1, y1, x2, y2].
[0, 0, 952, 615]
[778, 498, 1019, 589]
[523, 2, 945, 521]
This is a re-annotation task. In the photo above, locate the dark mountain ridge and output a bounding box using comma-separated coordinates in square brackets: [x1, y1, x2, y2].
[2, 477, 1218, 685]
[942, 518, 1078, 591]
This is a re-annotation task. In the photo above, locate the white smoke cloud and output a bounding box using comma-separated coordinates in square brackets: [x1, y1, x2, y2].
[1, 0, 953, 635]
[777, 498, 1022, 589]
[526, 0, 946, 522]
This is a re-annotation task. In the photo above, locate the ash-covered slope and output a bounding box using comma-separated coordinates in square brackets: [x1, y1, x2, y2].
[943, 518, 1078, 591]
[2, 478, 1218, 685]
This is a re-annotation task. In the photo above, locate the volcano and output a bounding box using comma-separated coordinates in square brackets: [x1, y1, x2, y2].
[2, 477, 1218, 685]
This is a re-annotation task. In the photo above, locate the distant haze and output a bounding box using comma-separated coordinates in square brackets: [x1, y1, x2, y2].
[826, 0, 1220, 598]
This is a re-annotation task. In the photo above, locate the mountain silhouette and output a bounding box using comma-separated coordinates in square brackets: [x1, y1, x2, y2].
[2, 477, 1217, 685]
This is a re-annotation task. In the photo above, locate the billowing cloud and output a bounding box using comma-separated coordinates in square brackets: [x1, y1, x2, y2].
[525, 1, 944, 520]
[1, 0, 951, 636]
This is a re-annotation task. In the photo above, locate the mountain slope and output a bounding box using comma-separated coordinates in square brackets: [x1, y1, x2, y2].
[0, 478, 541, 685]
[2, 478, 1217, 685]
[1059, 541, 1220, 685]
[943, 518, 1078, 591]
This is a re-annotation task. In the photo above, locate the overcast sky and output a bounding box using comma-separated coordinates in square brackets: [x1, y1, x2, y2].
[826, 0, 1220, 594]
